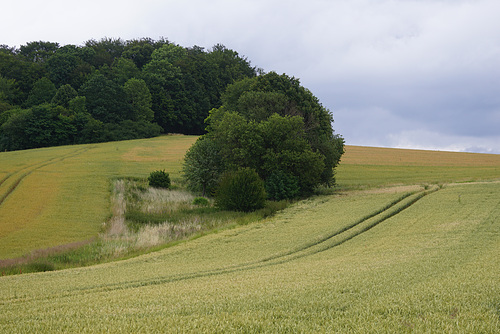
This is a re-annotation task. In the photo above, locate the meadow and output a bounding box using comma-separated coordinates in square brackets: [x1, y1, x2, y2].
[0, 137, 499, 332]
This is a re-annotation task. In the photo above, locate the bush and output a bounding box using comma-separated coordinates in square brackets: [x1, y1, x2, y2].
[265, 170, 300, 201]
[215, 168, 266, 212]
[192, 197, 210, 206]
[148, 170, 171, 189]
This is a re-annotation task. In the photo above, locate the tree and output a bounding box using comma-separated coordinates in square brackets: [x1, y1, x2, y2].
[0, 49, 43, 104]
[78, 73, 131, 123]
[19, 41, 59, 63]
[187, 72, 344, 197]
[122, 38, 156, 69]
[206, 111, 325, 194]
[218, 72, 344, 187]
[85, 38, 125, 68]
[0, 108, 32, 150]
[183, 137, 225, 196]
[46, 45, 95, 88]
[25, 77, 57, 107]
[123, 78, 153, 122]
[142, 44, 184, 132]
[0, 75, 18, 110]
[111, 57, 140, 84]
[51, 84, 78, 109]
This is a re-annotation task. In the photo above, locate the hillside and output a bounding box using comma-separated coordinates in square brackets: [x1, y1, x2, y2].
[0, 139, 499, 332]
[0, 135, 197, 259]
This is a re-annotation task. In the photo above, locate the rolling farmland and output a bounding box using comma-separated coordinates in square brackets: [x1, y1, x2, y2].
[0, 138, 499, 332]
[0, 136, 197, 259]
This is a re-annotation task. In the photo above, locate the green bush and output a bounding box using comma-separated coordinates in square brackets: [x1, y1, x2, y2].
[148, 170, 171, 189]
[265, 170, 300, 200]
[215, 168, 266, 212]
[192, 197, 210, 206]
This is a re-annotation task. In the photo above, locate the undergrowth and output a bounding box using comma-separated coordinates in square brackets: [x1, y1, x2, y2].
[1, 178, 290, 276]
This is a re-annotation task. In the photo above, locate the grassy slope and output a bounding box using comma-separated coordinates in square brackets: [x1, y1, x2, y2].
[0, 140, 499, 332]
[0, 135, 197, 259]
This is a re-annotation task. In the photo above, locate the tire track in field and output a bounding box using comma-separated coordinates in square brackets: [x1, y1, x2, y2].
[0, 187, 440, 305]
[0, 147, 90, 207]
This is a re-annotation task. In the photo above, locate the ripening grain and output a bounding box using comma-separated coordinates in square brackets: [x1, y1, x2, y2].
[0, 135, 197, 259]
[0, 183, 498, 333]
[0, 140, 499, 332]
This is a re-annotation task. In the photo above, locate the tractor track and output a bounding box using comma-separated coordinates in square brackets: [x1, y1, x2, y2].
[0, 147, 90, 207]
[1, 186, 440, 305]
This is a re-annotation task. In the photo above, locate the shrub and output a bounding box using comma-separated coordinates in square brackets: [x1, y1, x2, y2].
[215, 168, 266, 212]
[265, 170, 300, 201]
[192, 197, 210, 206]
[148, 170, 171, 189]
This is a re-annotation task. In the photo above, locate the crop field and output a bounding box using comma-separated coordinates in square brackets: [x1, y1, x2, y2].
[337, 145, 500, 187]
[0, 137, 499, 332]
[0, 135, 197, 259]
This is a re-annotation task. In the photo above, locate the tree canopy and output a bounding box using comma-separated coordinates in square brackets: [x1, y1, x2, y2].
[184, 72, 344, 197]
[0, 38, 256, 151]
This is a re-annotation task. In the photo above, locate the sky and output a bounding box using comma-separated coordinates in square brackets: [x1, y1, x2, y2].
[2, 0, 500, 153]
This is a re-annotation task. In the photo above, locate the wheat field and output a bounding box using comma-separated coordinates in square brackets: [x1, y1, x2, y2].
[0, 135, 197, 259]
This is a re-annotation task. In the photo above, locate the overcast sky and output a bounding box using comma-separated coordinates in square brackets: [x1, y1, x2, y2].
[2, 0, 500, 153]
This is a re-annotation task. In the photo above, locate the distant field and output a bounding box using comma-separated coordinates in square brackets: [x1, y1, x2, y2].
[0, 135, 197, 259]
[337, 145, 500, 187]
[0, 138, 499, 332]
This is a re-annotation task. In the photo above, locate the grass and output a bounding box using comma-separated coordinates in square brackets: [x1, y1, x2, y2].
[337, 145, 500, 188]
[0, 135, 197, 259]
[0, 138, 499, 332]
[0, 176, 289, 275]
[0, 183, 498, 332]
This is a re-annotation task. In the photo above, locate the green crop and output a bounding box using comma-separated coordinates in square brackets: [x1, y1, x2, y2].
[1, 182, 499, 332]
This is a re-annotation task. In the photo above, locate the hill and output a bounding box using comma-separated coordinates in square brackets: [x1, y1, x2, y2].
[0, 135, 197, 259]
[0, 139, 499, 332]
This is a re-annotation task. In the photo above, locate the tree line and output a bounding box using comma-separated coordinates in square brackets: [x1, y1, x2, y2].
[0, 38, 256, 150]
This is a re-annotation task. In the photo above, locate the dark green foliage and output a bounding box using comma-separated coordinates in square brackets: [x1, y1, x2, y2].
[265, 170, 300, 201]
[25, 77, 57, 107]
[123, 78, 153, 122]
[78, 73, 131, 123]
[192, 197, 210, 206]
[19, 41, 59, 63]
[148, 170, 171, 189]
[183, 137, 225, 196]
[52, 84, 78, 108]
[215, 168, 266, 212]
[0, 37, 256, 151]
[204, 72, 344, 192]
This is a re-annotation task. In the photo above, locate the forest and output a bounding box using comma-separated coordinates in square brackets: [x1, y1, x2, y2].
[0, 38, 256, 151]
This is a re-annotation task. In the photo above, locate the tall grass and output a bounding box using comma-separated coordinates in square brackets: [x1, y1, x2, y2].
[0, 178, 289, 275]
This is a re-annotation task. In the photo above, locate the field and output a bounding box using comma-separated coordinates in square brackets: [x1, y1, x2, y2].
[0, 137, 499, 332]
[0, 135, 197, 260]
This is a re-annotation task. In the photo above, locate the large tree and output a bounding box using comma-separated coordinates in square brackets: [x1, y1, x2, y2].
[186, 72, 344, 196]
[25, 77, 56, 107]
[123, 78, 153, 122]
[78, 73, 131, 123]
